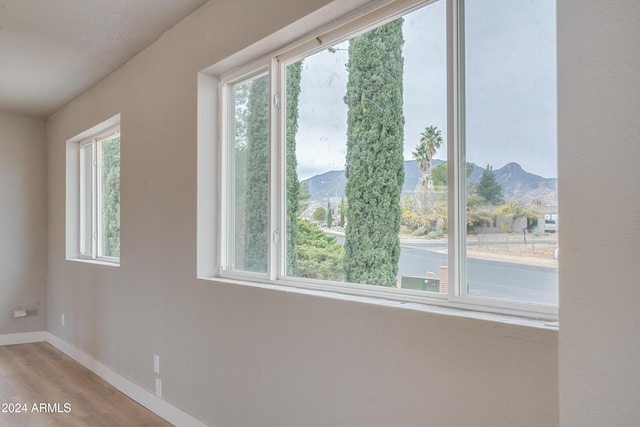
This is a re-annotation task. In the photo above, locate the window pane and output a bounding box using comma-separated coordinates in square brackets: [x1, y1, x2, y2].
[463, 0, 557, 304]
[285, 1, 448, 291]
[80, 144, 93, 257]
[99, 135, 120, 258]
[227, 73, 270, 274]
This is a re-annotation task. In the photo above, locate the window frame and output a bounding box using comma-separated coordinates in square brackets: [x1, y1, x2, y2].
[219, 64, 274, 281]
[211, 0, 557, 320]
[66, 114, 121, 267]
[77, 126, 120, 263]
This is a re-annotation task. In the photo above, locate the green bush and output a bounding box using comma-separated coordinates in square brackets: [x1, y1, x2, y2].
[295, 220, 345, 281]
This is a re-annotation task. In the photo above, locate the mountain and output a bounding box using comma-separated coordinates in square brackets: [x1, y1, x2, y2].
[301, 160, 557, 204]
[488, 162, 557, 200]
[302, 170, 346, 202]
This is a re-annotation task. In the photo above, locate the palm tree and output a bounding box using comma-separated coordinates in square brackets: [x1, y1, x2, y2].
[412, 143, 428, 188]
[419, 125, 443, 192]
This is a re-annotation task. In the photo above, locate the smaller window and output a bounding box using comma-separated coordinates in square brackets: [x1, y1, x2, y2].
[66, 115, 121, 265]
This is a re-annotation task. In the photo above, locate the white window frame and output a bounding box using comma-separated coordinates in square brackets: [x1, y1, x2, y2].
[66, 114, 121, 266]
[218, 65, 274, 281]
[205, 0, 557, 321]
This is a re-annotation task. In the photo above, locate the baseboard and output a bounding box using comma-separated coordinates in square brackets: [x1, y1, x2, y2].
[45, 332, 208, 427]
[0, 331, 47, 345]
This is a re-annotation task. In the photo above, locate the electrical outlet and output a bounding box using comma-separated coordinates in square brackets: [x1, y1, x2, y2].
[61, 313, 65, 326]
[155, 378, 162, 397]
[153, 355, 160, 374]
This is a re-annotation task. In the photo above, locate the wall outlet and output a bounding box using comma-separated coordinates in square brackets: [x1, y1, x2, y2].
[155, 378, 162, 397]
[13, 309, 27, 318]
[153, 355, 160, 374]
[61, 313, 65, 326]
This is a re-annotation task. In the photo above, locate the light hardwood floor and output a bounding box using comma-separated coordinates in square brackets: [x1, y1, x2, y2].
[0, 342, 173, 426]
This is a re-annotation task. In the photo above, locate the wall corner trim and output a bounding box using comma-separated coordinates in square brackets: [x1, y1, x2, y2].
[45, 333, 208, 427]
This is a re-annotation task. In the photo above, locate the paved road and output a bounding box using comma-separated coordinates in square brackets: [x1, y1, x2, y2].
[328, 234, 558, 305]
[398, 241, 557, 305]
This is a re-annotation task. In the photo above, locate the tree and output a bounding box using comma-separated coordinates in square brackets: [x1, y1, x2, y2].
[431, 161, 447, 188]
[431, 161, 473, 188]
[344, 18, 405, 287]
[338, 197, 347, 228]
[296, 220, 345, 281]
[466, 193, 494, 232]
[418, 125, 443, 192]
[298, 182, 311, 215]
[313, 207, 327, 222]
[326, 201, 333, 228]
[101, 137, 120, 257]
[231, 81, 252, 263]
[286, 61, 303, 275]
[233, 81, 251, 149]
[477, 164, 503, 205]
[493, 199, 543, 232]
[245, 74, 270, 272]
[412, 143, 428, 187]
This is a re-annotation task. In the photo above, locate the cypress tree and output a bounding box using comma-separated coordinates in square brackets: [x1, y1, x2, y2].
[344, 19, 405, 286]
[326, 201, 333, 228]
[286, 61, 302, 275]
[101, 136, 120, 257]
[245, 74, 269, 272]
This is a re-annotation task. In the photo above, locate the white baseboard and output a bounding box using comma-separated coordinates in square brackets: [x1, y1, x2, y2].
[45, 333, 208, 427]
[0, 331, 46, 345]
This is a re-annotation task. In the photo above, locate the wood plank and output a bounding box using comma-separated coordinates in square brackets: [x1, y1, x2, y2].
[0, 343, 173, 427]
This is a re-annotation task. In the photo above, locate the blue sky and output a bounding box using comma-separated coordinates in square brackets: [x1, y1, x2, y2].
[294, 0, 557, 180]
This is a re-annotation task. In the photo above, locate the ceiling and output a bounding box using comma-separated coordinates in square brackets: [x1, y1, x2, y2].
[0, 0, 209, 118]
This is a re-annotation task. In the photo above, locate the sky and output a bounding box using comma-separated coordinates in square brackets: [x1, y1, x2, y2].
[293, 0, 557, 180]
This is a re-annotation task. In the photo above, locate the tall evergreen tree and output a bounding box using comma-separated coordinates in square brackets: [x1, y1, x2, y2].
[477, 164, 504, 205]
[344, 19, 405, 287]
[326, 201, 333, 228]
[286, 61, 303, 275]
[338, 197, 346, 228]
[232, 82, 251, 265]
[245, 74, 270, 272]
[101, 136, 120, 257]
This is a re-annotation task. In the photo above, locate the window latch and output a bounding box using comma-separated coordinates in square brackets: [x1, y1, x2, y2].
[273, 95, 280, 109]
[272, 229, 280, 244]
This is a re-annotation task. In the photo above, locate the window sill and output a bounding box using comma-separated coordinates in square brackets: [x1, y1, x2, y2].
[200, 276, 558, 331]
[67, 257, 120, 268]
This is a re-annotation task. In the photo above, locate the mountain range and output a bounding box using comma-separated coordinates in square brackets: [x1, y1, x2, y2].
[302, 160, 557, 204]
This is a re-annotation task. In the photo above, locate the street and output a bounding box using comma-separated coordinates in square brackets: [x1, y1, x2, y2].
[328, 234, 558, 305]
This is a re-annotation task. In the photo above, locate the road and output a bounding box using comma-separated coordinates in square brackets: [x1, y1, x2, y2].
[328, 234, 558, 305]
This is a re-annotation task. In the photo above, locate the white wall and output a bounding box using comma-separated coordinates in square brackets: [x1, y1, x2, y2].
[45, 0, 558, 426]
[0, 111, 46, 334]
[558, 1, 640, 426]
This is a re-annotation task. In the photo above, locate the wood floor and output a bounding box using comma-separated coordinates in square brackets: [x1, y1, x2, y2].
[0, 342, 173, 426]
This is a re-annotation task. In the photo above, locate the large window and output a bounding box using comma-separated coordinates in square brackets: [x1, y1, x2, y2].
[67, 116, 121, 265]
[213, 0, 557, 318]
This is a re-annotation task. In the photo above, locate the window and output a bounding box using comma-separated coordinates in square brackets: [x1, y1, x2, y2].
[460, 0, 557, 307]
[209, 0, 557, 319]
[66, 115, 121, 265]
[223, 71, 270, 275]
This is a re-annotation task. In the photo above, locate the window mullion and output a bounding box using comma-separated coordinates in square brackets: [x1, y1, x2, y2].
[92, 140, 99, 259]
[269, 58, 282, 281]
[449, 0, 467, 298]
[220, 80, 233, 272]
